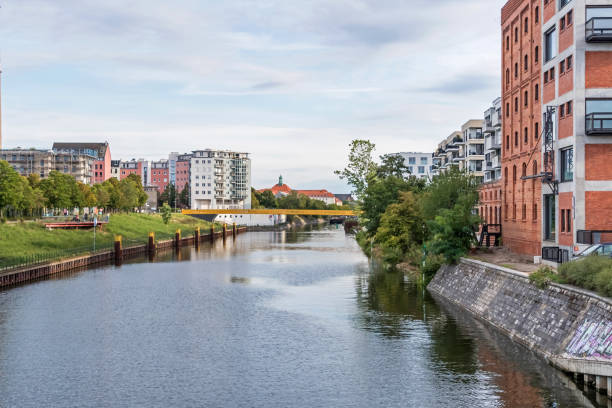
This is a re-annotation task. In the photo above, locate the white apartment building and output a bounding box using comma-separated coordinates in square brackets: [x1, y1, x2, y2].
[189, 149, 251, 210]
[396, 152, 433, 180]
[462, 119, 486, 184]
[484, 98, 503, 183]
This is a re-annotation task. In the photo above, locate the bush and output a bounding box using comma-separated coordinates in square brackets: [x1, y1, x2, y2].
[422, 253, 444, 280]
[529, 266, 565, 289]
[559, 255, 612, 292]
[594, 267, 612, 297]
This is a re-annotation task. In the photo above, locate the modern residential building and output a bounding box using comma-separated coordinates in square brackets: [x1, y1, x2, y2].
[175, 153, 192, 194]
[396, 152, 433, 180]
[479, 98, 504, 226]
[110, 160, 121, 180]
[432, 131, 465, 176]
[52, 142, 111, 184]
[189, 149, 251, 210]
[0, 148, 95, 184]
[0, 69, 3, 150]
[462, 119, 486, 184]
[501, 0, 542, 256]
[119, 159, 149, 187]
[537, 0, 612, 262]
[151, 159, 169, 193]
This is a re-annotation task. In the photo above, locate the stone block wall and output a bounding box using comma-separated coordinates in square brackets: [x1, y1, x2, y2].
[428, 258, 612, 375]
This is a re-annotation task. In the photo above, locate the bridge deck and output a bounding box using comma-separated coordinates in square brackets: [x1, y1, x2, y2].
[182, 209, 356, 216]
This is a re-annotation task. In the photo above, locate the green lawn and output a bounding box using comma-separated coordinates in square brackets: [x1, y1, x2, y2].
[0, 213, 214, 268]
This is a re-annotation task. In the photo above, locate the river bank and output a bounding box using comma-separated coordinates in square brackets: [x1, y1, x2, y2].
[428, 258, 612, 398]
[0, 213, 215, 269]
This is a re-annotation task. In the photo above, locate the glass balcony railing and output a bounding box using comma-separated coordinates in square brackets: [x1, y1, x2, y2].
[586, 112, 612, 135]
[586, 18, 612, 42]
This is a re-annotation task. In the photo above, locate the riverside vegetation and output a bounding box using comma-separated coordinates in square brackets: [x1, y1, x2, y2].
[335, 140, 481, 280]
[529, 257, 612, 297]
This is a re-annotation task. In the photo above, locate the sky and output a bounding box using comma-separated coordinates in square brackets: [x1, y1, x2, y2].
[0, 0, 507, 192]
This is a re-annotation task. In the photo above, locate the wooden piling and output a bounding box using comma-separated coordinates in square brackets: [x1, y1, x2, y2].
[232, 223, 237, 239]
[148, 232, 156, 255]
[175, 229, 181, 249]
[114, 235, 123, 264]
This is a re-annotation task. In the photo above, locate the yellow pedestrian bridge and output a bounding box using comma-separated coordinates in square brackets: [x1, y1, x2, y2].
[182, 209, 357, 216]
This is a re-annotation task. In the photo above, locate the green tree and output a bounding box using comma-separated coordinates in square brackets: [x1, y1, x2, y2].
[160, 203, 172, 224]
[179, 184, 190, 208]
[257, 190, 278, 208]
[159, 184, 177, 209]
[334, 139, 377, 200]
[39, 171, 77, 210]
[374, 191, 426, 263]
[251, 188, 261, 209]
[0, 161, 25, 216]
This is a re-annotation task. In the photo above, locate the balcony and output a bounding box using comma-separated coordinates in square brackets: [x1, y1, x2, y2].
[586, 113, 612, 135]
[586, 18, 612, 42]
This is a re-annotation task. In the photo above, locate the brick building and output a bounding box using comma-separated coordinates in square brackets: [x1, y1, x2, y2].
[151, 159, 169, 193]
[175, 154, 192, 194]
[501, 0, 543, 256]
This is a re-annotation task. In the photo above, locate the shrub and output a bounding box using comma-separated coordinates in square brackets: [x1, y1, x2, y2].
[529, 266, 564, 289]
[594, 267, 612, 297]
[559, 255, 612, 292]
[422, 253, 445, 280]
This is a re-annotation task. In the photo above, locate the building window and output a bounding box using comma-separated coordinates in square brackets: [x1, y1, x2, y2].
[560, 15, 566, 30]
[506, 69, 510, 85]
[566, 55, 572, 70]
[506, 103, 510, 117]
[534, 46, 539, 63]
[560, 59, 565, 74]
[515, 62, 518, 78]
[514, 131, 519, 146]
[524, 90, 528, 106]
[418, 166, 425, 174]
[533, 160, 538, 175]
[524, 127, 529, 144]
[544, 71, 548, 83]
[524, 17, 529, 33]
[533, 203, 538, 221]
[544, 28, 557, 62]
[506, 36, 510, 50]
[535, 84, 539, 101]
[561, 147, 574, 182]
[566, 101, 572, 115]
[522, 204, 527, 220]
[408, 157, 416, 165]
[515, 27, 518, 42]
[535, 6, 539, 23]
[559, 0, 571, 10]
[506, 135, 510, 149]
[544, 195, 556, 241]
[420, 157, 428, 164]
[567, 209, 572, 232]
[514, 97, 518, 112]
[560, 104, 565, 117]
[561, 209, 566, 232]
[524, 54, 528, 70]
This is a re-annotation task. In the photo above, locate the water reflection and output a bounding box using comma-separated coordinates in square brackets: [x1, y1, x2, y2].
[0, 227, 607, 407]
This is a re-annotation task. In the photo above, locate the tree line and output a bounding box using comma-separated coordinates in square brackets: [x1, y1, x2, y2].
[0, 160, 148, 218]
[251, 189, 347, 211]
[336, 140, 481, 277]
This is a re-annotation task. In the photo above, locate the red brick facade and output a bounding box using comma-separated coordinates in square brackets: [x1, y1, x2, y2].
[586, 52, 612, 89]
[501, 0, 542, 256]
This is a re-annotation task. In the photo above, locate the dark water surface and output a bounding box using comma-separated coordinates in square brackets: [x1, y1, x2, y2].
[0, 227, 606, 407]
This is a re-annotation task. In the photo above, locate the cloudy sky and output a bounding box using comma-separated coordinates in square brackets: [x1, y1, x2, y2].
[1, 0, 506, 192]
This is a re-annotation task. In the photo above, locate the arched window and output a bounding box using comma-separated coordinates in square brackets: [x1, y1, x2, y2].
[524, 17, 529, 33]
[524, 54, 528, 70]
[524, 127, 529, 144]
[506, 135, 510, 149]
[535, 6, 539, 24]
[515, 27, 518, 42]
[524, 90, 529, 107]
[522, 162, 527, 178]
[506, 36, 510, 50]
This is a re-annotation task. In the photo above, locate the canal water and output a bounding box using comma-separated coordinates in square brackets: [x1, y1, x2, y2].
[0, 227, 606, 407]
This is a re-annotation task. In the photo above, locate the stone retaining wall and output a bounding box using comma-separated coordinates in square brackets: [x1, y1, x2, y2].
[428, 258, 612, 376]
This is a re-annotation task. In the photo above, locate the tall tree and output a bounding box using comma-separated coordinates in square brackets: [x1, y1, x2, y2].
[334, 140, 377, 200]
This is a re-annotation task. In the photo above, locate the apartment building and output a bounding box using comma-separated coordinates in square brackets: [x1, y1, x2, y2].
[0, 148, 95, 184]
[110, 160, 121, 180]
[432, 131, 465, 176]
[396, 152, 433, 180]
[479, 98, 504, 226]
[501, 0, 542, 256]
[189, 149, 251, 210]
[52, 142, 111, 184]
[119, 159, 149, 186]
[462, 120, 486, 184]
[537, 0, 612, 262]
[151, 160, 169, 193]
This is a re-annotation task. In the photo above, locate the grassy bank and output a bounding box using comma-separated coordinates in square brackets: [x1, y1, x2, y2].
[0, 213, 214, 268]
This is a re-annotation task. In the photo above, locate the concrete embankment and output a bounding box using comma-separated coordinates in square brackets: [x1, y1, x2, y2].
[0, 226, 247, 289]
[428, 258, 612, 396]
